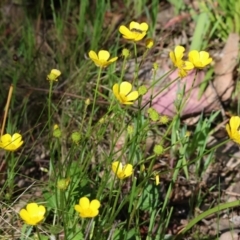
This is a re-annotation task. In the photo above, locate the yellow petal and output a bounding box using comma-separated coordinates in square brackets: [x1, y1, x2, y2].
[98, 50, 110, 61]
[108, 57, 118, 63]
[123, 164, 133, 177]
[140, 22, 148, 31]
[113, 83, 119, 96]
[226, 123, 231, 137]
[90, 200, 101, 210]
[174, 46, 185, 61]
[50, 69, 61, 77]
[79, 197, 90, 209]
[112, 161, 122, 174]
[88, 50, 98, 60]
[38, 205, 46, 216]
[134, 32, 146, 41]
[126, 91, 139, 101]
[75, 204, 83, 212]
[119, 25, 132, 36]
[119, 82, 132, 96]
[0, 134, 11, 143]
[183, 61, 194, 70]
[230, 116, 240, 131]
[12, 133, 23, 144]
[129, 21, 140, 30]
[188, 50, 199, 63]
[26, 203, 38, 215]
[19, 209, 29, 222]
[200, 51, 212, 65]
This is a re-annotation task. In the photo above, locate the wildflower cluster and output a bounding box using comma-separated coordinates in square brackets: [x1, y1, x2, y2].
[13, 18, 215, 237]
[170, 46, 212, 78]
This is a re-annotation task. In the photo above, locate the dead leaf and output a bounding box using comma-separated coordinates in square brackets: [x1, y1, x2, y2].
[213, 33, 239, 101]
[141, 69, 220, 117]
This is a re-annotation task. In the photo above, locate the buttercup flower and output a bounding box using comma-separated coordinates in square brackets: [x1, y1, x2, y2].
[145, 38, 154, 49]
[188, 50, 212, 69]
[119, 21, 148, 41]
[112, 161, 133, 179]
[169, 46, 194, 78]
[0, 133, 23, 151]
[75, 197, 100, 218]
[226, 116, 240, 144]
[19, 203, 46, 226]
[47, 69, 61, 81]
[88, 50, 118, 68]
[53, 124, 62, 138]
[113, 81, 139, 105]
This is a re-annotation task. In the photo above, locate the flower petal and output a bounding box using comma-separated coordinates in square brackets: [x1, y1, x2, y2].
[188, 50, 199, 64]
[140, 22, 148, 31]
[112, 161, 122, 174]
[90, 200, 101, 210]
[88, 50, 98, 60]
[12, 133, 23, 145]
[26, 203, 38, 215]
[134, 32, 146, 41]
[123, 164, 133, 177]
[119, 26, 132, 37]
[183, 61, 194, 70]
[174, 46, 185, 61]
[119, 82, 132, 96]
[79, 197, 90, 209]
[19, 209, 29, 222]
[38, 205, 46, 216]
[129, 21, 140, 30]
[108, 57, 118, 63]
[126, 91, 139, 101]
[230, 116, 240, 131]
[98, 50, 110, 61]
[0, 134, 11, 143]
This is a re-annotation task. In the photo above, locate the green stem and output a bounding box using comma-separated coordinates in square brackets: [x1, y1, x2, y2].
[87, 68, 102, 135]
[36, 226, 41, 239]
[48, 81, 54, 131]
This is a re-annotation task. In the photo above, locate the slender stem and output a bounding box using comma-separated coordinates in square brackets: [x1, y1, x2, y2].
[87, 68, 102, 135]
[1, 85, 13, 136]
[48, 81, 54, 131]
[36, 226, 41, 240]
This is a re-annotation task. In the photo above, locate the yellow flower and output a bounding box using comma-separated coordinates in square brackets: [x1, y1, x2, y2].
[113, 81, 139, 105]
[169, 46, 194, 78]
[111, 161, 133, 179]
[88, 50, 118, 68]
[145, 38, 154, 49]
[226, 116, 240, 144]
[119, 21, 148, 41]
[169, 46, 185, 68]
[188, 50, 212, 69]
[53, 124, 62, 138]
[0, 133, 23, 151]
[19, 203, 46, 226]
[47, 69, 61, 81]
[74, 197, 100, 218]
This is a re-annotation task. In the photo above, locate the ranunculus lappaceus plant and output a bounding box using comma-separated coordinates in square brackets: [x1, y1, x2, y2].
[3, 3, 230, 238]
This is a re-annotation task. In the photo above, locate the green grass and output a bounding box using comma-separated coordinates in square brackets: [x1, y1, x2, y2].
[0, 0, 239, 239]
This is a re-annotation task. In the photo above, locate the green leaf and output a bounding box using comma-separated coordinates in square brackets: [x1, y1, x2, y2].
[137, 183, 159, 211]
